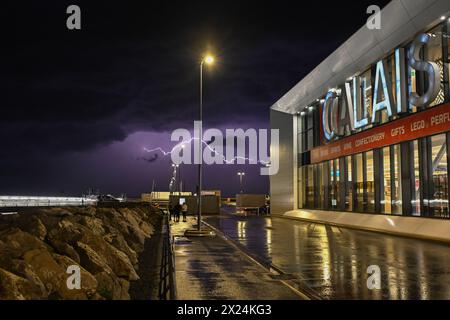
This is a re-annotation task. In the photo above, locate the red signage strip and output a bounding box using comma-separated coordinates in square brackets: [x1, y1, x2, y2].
[311, 102, 450, 164]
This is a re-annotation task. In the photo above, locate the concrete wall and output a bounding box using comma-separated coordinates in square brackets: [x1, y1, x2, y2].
[278, 209, 450, 244]
[270, 110, 296, 215]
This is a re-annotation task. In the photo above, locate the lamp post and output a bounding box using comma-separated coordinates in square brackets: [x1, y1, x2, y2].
[237, 172, 245, 193]
[178, 165, 182, 195]
[197, 54, 215, 232]
[171, 163, 180, 194]
[179, 145, 185, 194]
[185, 54, 216, 237]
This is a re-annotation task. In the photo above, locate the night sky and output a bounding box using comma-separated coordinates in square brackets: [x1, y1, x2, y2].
[1, 0, 391, 197]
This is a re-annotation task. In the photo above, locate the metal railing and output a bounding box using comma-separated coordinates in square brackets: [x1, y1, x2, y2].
[158, 215, 177, 300]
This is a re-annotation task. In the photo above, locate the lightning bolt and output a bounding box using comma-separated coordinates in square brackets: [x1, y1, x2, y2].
[143, 138, 270, 166]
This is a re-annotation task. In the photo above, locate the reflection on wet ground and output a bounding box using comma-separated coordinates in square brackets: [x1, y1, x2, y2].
[204, 212, 450, 300]
[171, 217, 301, 300]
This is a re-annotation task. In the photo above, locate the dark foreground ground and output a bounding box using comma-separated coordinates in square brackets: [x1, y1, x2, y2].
[204, 209, 450, 300]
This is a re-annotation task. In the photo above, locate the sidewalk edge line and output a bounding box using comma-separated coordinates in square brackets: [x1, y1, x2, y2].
[202, 220, 320, 300]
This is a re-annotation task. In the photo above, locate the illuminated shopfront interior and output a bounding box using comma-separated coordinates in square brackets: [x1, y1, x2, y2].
[297, 18, 450, 219]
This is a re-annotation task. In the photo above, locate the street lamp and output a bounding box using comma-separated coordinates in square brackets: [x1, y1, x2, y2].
[171, 164, 181, 194]
[237, 172, 245, 193]
[198, 54, 214, 230]
[204, 55, 214, 65]
[185, 54, 216, 237]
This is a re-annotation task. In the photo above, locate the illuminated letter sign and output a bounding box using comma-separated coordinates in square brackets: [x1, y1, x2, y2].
[338, 83, 356, 136]
[372, 59, 395, 123]
[408, 33, 441, 107]
[323, 91, 339, 141]
[395, 48, 408, 114]
[321, 33, 441, 142]
[353, 76, 370, 129]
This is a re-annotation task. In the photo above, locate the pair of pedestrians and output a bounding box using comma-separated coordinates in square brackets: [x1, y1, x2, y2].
[169, 203, 188, 222]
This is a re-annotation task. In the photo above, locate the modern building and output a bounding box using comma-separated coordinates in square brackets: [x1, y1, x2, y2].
[270, 0, 450, 241]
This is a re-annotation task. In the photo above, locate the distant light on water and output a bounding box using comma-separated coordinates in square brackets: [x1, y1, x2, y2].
[0, 196, 97, 208]
[0, 212, 18, 216]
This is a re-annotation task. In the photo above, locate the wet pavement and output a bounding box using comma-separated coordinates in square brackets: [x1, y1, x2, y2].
[204, 210, 450, 300]
[171, 217, 302, 300]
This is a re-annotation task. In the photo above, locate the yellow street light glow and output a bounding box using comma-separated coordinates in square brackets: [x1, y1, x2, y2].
[204, 55, 215, 65]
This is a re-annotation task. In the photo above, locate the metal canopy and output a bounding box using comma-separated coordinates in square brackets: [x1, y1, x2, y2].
[271, 0, 450, 114]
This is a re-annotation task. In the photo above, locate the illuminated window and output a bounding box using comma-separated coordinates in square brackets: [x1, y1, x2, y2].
[297, 115, 305, 153]
[355, 154, 364, 212]
[336, 159, 341, 209]
[298, 166, 307, 209]
[392, 145, 403, 215]
[430, 134, 449, 218]
[366, 151, 375, 213]
[411, 140, 422, 216]
[330, 159, 340, 210]
[297, 101, 321, 153]
[317, 163, 327, 209]
[306, 165, 315, 208]
[307, 109, 314, 150]
[329, 160, 335, 209]
[381, 147, 392, 214]
[345, 156, 353, 212]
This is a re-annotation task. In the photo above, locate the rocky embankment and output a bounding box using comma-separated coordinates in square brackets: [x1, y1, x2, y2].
[0, 205, 162, 300]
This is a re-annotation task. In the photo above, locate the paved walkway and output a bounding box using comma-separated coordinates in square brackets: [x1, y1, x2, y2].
[204, 211, 450, 300]
[171, 217, 301, 300]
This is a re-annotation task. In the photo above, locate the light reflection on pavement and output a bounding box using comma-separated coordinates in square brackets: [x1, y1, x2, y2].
[171, 217, 302, 300]
[204, 210, 450, 300]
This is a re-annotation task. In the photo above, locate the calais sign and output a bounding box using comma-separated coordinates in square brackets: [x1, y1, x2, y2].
[312, 102, 450, 164]
[322, 33, 441, 141]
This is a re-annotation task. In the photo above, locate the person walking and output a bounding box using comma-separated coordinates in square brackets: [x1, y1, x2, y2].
[168, 204, 174, 221]
[181, 202, 188, 222]
[174, 203, 181, 222]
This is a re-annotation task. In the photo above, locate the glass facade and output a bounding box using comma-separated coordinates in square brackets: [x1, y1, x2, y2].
[379, 145, 402, 215]
[298, 102, 320, 153]
[411, 140, 421, 216]
[430, 134, 449, 217]
[381, 147, 392, 214]
[354, 153, 364, 212]
[306, 165, 314, 208]
[317, 163, 326, 209]
[329, 159, 340, 210]
[297, 19, 450, 219]
[366, 151, 375, 212]
[297, 136, 450, 218]
[345, 156, 353, 212]
[392, 145, 402, 215]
